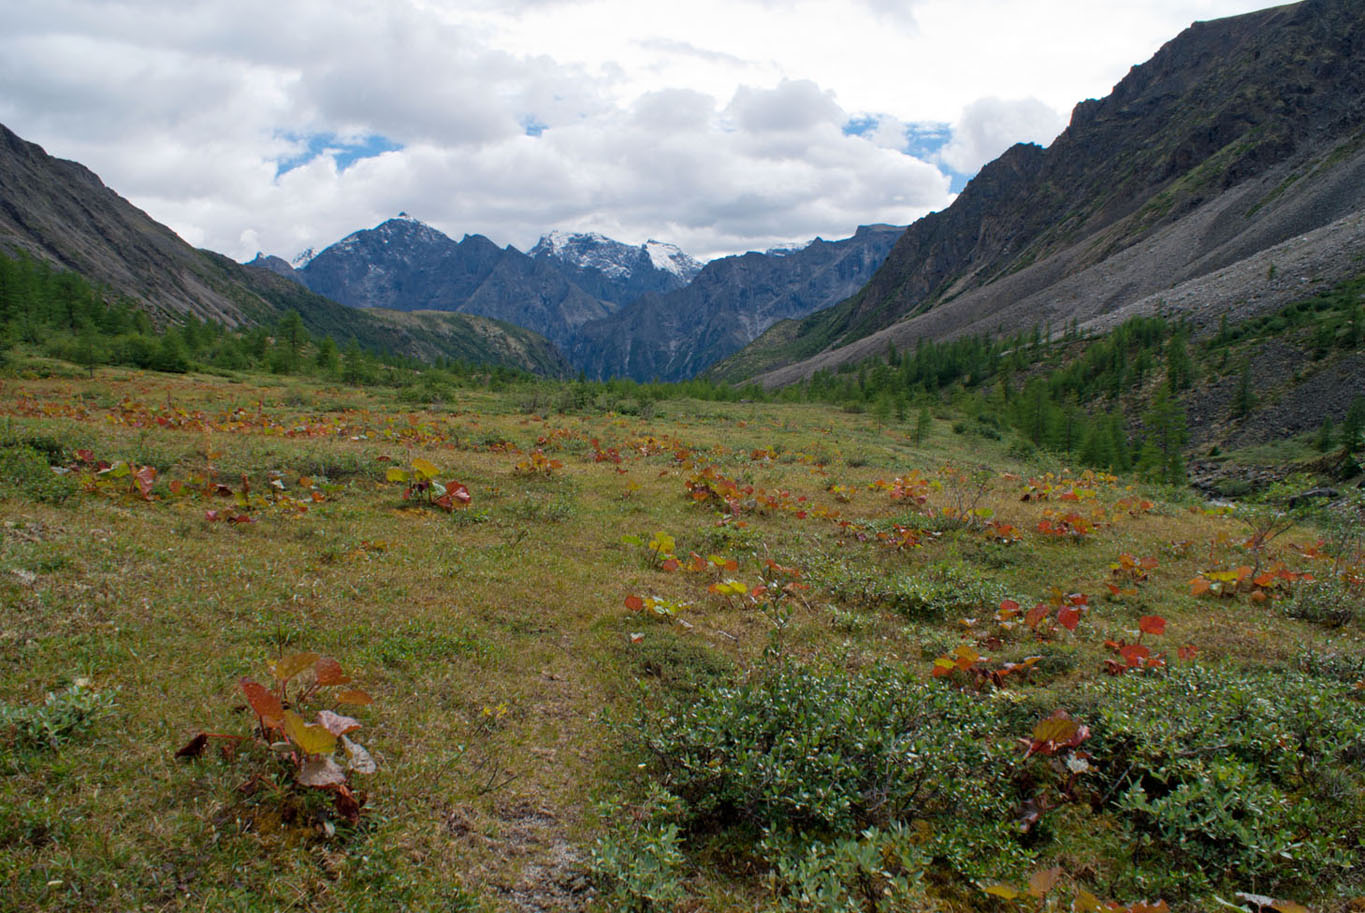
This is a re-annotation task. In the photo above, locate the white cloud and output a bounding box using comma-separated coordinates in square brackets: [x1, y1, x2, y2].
[0, 0, 1282, 264]
[939, 97, 1066, 174]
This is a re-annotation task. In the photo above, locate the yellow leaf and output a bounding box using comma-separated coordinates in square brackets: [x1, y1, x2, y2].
[1074, 889, 1102, 912]
[386, 467, 408, 482]
[412, 458, 439, 480]
[982, 884, 1020, 900]
[1271, 901, 1310, 913]
[283, 710, 337, 755]
[271, 652, 321, 683]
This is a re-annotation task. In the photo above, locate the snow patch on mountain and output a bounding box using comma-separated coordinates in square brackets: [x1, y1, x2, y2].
[531, 231, 701, 283]
[644, 240, 703, 280]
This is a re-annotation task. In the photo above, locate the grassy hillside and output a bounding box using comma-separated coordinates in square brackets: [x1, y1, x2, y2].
[0, 364, 1361, 912]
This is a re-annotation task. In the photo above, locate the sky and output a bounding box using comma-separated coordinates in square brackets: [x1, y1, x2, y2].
[0, 0, 1281, 264]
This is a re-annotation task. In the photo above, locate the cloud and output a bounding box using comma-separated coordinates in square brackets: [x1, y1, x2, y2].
[939, 96, 1067, 174]
[0, 0, 1272, 268]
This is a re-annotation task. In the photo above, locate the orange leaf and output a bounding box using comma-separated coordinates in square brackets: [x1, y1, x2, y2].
[335, 689, 374, 706]
[624, 595, 645, 612]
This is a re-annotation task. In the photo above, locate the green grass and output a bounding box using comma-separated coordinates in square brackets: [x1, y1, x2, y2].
[0, 365, 1360, 912]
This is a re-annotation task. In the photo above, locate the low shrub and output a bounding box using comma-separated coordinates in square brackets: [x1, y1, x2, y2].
[0, 680, 115, 752]
[0, 444, 77, 504]
[1283, 578, 1359, 627]
[1075, 666, 1365, 898]
[640, 663, 1028, 882]
[817, 561, 1008, 620]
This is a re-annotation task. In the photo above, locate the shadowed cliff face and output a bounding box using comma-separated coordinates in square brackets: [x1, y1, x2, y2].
[567, 225, 905, 382]
[725, 0, 1365, 384]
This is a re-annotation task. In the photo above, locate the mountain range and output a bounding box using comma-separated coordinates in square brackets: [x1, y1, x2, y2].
[253, 217, 904, 381]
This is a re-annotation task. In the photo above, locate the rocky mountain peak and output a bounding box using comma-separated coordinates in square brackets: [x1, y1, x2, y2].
[530, 231, 702, 283]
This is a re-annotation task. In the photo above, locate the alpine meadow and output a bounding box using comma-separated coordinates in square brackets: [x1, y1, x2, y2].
[2, 1, 1365, 912]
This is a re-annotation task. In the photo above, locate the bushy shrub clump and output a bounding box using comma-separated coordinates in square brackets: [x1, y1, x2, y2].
[1076, 666, 1365, 898]
[610, 662, 1365, 909]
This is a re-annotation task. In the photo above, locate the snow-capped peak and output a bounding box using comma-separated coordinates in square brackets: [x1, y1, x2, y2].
[644, 240, 703, 280]
[530, 231, 701, 282]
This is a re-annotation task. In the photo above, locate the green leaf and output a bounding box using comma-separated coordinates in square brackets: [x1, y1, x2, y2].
[283, 710, 337, 755]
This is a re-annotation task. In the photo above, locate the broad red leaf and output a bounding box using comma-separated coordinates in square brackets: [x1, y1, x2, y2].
[1025, 603, 1051, 630]
[1119, 644, 1152, 666]
[445, 481, 472, 505]
[1138, 615, 1166, 636]
[999, 599, 1020, 615]
[1057, 606, 1082, 631]
[313, 656, 350, 686]
[240, 678, 284, 726]
[1178, 644, 1199, 660]
[332, 783, 362, 823]
[624, 595, 645, 612]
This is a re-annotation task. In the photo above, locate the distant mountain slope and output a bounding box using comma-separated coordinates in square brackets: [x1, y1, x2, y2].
[0, 123, 570, 376]
[568, 224, 904, 382]
[291, 219, 704, 349]
[722, 0, 1365, 386]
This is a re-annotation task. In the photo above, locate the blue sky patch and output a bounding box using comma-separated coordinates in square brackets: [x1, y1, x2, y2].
[275, 132, 403, 177]
[521, 117, 547, 137]
[843, 117, 973, 193]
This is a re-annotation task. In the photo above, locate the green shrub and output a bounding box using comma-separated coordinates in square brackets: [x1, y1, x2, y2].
[817, 561, 1008, 620]
[0, 443, 77, 504]
[0, 681, 115, 752]
[624, 632, 733, 698]
[1076, 667, 1365, 897]
[1284, 578, 1359, 627]
[641, 664, 1026, 878]
[765, 824, 932, 912]
[591, 790, 687, 913]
